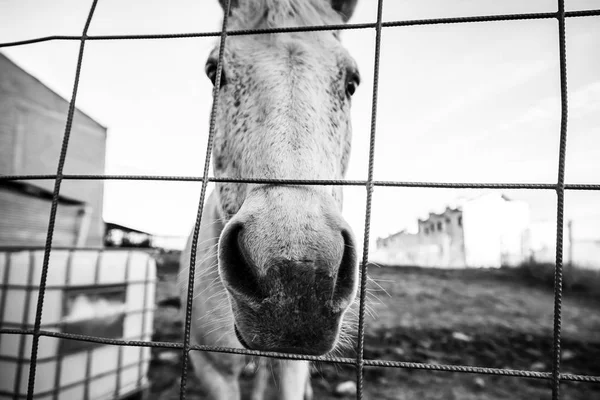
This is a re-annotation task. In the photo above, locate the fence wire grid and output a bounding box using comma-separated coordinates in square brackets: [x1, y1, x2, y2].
[1, 0, 600, 399]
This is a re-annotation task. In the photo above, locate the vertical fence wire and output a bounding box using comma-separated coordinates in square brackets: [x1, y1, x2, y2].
[178, 0, 232, 398]
[355, 0, 385, 398]
[552, 0, 569, 398]
[24, 1, 99, 398]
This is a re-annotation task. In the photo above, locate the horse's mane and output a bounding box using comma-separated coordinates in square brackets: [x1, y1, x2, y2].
[228, 0, 344, 31]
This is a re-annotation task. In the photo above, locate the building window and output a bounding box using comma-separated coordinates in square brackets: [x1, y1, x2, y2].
[424, 228, 428, 235]
[445, 218, 451, 224]
[431, 224, 436, 232]
[458, 216, 462, 227]
[437, 221, 442, 231]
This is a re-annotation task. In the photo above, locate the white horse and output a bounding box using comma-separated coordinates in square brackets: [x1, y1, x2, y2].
[179, 0, 361, 398]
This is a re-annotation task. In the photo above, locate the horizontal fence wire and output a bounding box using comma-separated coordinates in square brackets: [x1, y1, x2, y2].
[0, 327, 598, 384]
[3, 173, 600, 190]
[0, 9, 599, 48]
[1, 0, 600, 399]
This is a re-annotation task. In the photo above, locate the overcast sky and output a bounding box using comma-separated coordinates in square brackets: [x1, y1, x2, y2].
[1, 0, 599, 251]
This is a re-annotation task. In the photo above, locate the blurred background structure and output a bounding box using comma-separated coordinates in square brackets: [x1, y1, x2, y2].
[0, 53, 106, 247]
[374, 192, 531, 268]
[0, 52, 153, 400]
[374, 192, 600, 270]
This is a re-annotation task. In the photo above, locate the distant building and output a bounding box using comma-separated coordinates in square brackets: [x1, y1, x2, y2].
[374, 193, 531, 268]
[0, 52, 107, 247]
[104, 222, 152, 248]
[104, 221, 188, 251]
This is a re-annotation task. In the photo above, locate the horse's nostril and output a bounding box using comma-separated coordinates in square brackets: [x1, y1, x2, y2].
[332, 229, 358, 307]
[219, 223, 263, 300]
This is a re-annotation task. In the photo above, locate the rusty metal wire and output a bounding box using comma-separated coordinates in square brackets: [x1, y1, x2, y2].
[21, 1, 99, 398]
[1, 0, 600, 399]
[0, 327, 599, 383]
[178, 0, 232, 398]
[355, 0, 385, 397]
[551, 0, 570, 398]
[1, 9, 599, 48]
[3, 173, 600, 191]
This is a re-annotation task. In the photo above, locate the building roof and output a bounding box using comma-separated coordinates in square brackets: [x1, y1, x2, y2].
[418, 206, 462, 222]
[0, 52, 107, 132]
[1, 181, 85, 206]
[417, 193, 516, 223]
[383, 192, 521, 240]
[377, 229, 409, 242]
[104, 221, 153, 236]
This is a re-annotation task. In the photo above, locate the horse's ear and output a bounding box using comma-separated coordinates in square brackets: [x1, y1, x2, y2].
[218, 0, 239, 13]
[330, 0, 357, 22]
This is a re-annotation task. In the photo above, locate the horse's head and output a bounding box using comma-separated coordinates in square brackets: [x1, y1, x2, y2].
[210, 0, 360, 355]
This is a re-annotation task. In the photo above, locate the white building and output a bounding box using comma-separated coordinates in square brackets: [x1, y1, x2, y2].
[373, 193, 531, 268]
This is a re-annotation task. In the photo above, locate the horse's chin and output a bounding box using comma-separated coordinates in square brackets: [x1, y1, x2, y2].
[230, 299, 346, 356]
[233, 323, 339, 356]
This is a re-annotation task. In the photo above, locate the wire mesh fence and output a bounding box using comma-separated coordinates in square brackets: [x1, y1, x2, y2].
[1, 0, 600, 399]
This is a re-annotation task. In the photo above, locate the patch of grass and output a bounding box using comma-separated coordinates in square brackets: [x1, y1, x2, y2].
[148, 259, 600, 400]
[363, 263, 600, 341]
[511, 261, 600, 299]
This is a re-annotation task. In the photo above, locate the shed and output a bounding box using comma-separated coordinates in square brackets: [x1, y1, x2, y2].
[0, 52, 107, 246]
[0, 181, 91, 246]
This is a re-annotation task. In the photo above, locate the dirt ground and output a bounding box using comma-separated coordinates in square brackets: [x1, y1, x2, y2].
[146, 254, 600, 400]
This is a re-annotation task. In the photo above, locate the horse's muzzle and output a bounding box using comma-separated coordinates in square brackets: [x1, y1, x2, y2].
[218, 220, 357, 355]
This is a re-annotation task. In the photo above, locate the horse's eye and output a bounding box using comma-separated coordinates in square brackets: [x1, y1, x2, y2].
[346, 72, 360, 97]
[205, 59, 226, 87]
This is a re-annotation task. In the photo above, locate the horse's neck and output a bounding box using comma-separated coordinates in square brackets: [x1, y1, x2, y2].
[181, 190, 239, 347]
[192, 190, 223, 278]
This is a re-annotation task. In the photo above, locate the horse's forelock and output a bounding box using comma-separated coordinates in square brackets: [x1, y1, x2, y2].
[228, 0, 344, 31]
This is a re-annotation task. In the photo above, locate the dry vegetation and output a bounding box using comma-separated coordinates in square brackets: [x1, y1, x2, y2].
[147, 252, 600, 400]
